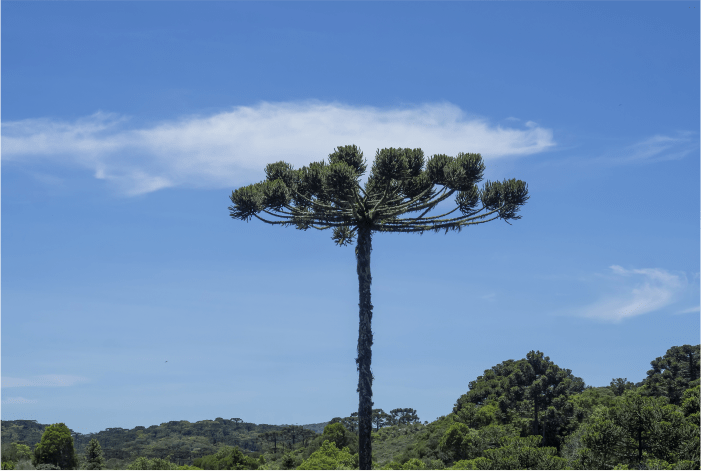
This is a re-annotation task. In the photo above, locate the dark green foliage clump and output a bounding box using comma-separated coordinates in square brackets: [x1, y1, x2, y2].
[84, 438, 106, 470]
[32, 423, 79, 470]
[192, 445, 260, 470]
[452, 350, 585, 450]
[638, 344, 700, 406]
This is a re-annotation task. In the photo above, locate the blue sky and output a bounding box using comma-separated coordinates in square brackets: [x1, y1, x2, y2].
[2, 2, 699, 436]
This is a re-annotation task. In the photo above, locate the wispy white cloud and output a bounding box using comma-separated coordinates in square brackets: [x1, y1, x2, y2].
[2, 100, 555, 196]
[535, 130, 698, 171]
[1, 375, 89, 388]
[615, 132, 699, 164]
[676, 306, 700, 315]
[567, 265, 689, 322]
[1, 396, 38, 405]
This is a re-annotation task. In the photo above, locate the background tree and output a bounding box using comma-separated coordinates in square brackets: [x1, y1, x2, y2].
[32, 423, 78, 470]
[452, 351, 584, 449]
[297, 440, 357, 470]
[84, 438, 105, 470]
[371, 409, 392, 431]
[341, 413, 359, 435]
[640, 344, 700, 406]
[608, 392, 657, 467]
[438, 422, 480, 462]
[281, 425, 305, 449]
[258, 431, 283, 454]
[126, 456, 178, 470]
[566, 390, 692, 470]
[390, 408, 421, 426]
[524, 351, 585, 450]
[609, 378, 637, 397]
[573, 405, 626, 469]
[191, 445, 259, 470]
[321, 423, 353, 451]
[479, 435, 567, 470]
[681, 384, 700, 422]
[228, 145, 529, 469]
[330, 413, 357, 432]
[300, 428, 318, 448]
[1, 442, 31, 470]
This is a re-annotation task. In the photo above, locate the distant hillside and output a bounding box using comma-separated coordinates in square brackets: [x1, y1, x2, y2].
[1, 417, 323, 468]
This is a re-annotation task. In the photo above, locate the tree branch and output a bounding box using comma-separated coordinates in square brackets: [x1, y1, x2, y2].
[262, 209, 295, 219]
[289, 186, 354, 216]
[382, 207, 501, 228]
[378, 187, 455, 220]
[374, 214, 501, 233]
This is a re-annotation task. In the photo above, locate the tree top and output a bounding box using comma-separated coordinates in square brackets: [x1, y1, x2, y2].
[229, 145, 529, 246]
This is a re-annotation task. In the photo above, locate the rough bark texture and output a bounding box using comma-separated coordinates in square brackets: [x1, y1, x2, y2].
[356, 226, 374, 470]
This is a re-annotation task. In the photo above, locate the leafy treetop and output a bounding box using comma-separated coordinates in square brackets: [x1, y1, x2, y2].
[229, 145, 529, 246]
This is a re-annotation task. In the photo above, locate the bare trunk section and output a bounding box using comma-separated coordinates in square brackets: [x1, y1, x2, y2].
[356, 226, 374, 470]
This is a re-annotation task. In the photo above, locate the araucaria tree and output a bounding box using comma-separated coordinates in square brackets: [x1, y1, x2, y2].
[84, 438, 105, 470]
[228, 145, 529, 469]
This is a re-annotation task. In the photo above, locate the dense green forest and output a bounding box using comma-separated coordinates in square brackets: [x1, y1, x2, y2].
[2, 344, 698, 470]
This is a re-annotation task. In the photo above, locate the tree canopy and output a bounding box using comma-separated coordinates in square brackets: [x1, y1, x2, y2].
[640, 344, 700, 406]
[229, 146, 528, 244]
[83, 438, 105, 470]
[452, 351, 586, 450]
[32, 423, 79, 470]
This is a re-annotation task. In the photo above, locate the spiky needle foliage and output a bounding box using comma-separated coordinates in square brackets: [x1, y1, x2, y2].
[228, 145, 529, 470]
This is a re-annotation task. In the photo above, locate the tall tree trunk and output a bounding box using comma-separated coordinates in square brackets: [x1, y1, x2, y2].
[356, 226, 374, 470]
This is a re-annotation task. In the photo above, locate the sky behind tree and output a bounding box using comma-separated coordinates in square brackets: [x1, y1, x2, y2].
[2, 2, 699, 435]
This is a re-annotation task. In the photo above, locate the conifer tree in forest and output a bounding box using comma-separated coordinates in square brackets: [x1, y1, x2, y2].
[390, 408, 421, 425]
[228, 145, 529, 469]
[371, 409, 392, 431]
[641, 344, 700, 406]
[84, 438, 105, 470]
[453, 351, 585, 450]
[281, 425, 305, 448]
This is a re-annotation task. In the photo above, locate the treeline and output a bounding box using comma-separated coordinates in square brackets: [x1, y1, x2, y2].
[1, 418, 311, 469]
[1, 344, 698, 469]
[385, 345, 699, 470]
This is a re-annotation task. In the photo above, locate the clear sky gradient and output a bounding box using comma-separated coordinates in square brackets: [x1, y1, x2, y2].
[2, 2, 699, 436]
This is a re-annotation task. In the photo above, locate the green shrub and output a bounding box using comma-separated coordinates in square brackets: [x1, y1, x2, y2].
[296, 440, 357, 470]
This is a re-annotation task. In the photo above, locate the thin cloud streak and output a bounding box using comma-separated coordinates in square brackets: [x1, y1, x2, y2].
[568, 265, 689, 323]
[1, 397, 39, 405]
[676, 306, 701, 314]
[543, 131, 698, 169]
[2, 100, 555, 196]
[1, 375, 90, 388]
